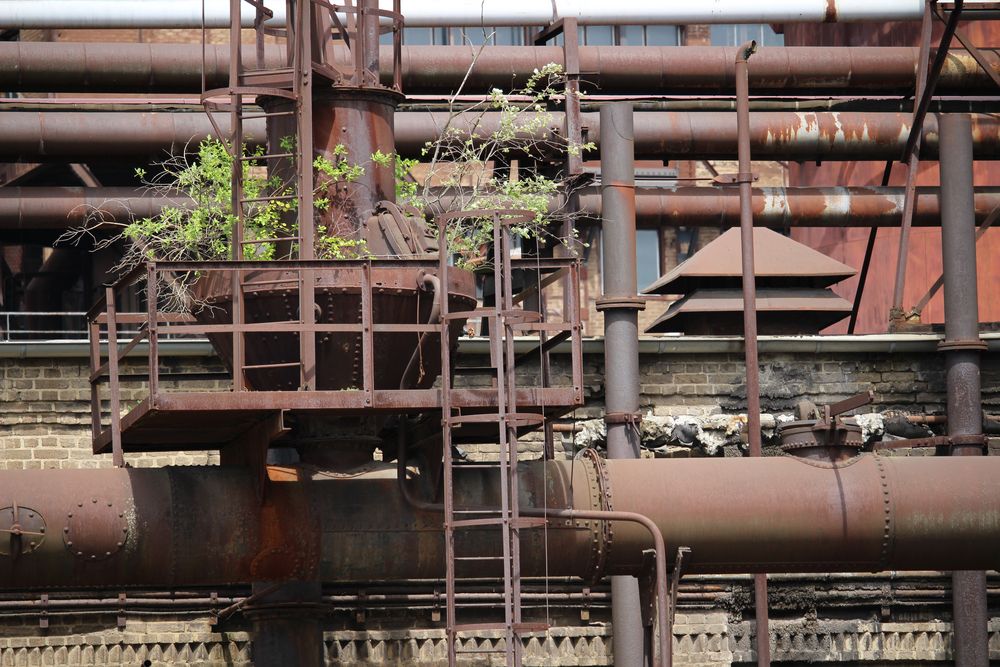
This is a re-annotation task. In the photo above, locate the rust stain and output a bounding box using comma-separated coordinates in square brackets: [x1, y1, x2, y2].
[825, 0, 839, 22]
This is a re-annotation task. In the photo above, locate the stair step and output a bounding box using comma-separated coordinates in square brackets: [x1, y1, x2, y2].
[452, 517, 547, 528]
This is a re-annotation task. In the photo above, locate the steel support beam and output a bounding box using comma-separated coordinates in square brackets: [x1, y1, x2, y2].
[2, 43, 1000, 95]
[5, 111, 1000, 162]
[939, 112, 989, 667]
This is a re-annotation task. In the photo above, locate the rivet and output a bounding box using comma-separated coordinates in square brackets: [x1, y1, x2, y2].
[90, 555, 96, 560]
[105, 551, 111, 557]
[38, 528, 44, 534]
[66, 540, 73, 546]
[92, 499, 97, 504]
[67, 513, 73, 518]
[77, 551, 83, 556]
[107, 502, 112, 507]
[77, 503, 82, 508]
[117, 542, 123, 548]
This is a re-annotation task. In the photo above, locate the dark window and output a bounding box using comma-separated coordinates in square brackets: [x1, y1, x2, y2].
[636, 229, 661, 292]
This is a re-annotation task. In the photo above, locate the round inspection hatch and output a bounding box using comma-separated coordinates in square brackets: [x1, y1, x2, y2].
[0, 505, 46, 557]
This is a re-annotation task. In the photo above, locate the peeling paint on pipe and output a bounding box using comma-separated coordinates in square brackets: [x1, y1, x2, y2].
[1, 111, 1000, 161]
[395, 111, 1000, 160]
[5, 186, 1000, 233]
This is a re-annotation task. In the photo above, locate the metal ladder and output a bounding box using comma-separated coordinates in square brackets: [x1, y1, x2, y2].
[438, 211, 549, 666]
[202, 0, 317, 391]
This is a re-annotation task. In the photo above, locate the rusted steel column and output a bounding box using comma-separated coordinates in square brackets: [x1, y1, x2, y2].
[0, 457, 999, 590]
[597, 101, 647, 667]
[939, 112, 989, 667]
[246, 581, 323, 666]
[735, 41, 770, 667]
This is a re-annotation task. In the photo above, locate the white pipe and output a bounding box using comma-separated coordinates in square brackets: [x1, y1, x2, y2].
[0, 0, 927, 29]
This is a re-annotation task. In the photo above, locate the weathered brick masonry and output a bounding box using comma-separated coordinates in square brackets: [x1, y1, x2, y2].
[1, 337, 998, 664]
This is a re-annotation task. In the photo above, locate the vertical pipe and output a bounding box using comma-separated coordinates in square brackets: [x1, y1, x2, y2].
[599, 101, 648, 667]
[735, 40, 770, 667]
[246, 581, 323, 666]
[939, 112, 989, 667]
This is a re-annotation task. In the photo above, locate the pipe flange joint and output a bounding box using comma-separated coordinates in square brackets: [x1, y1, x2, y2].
[937, 338, 988, 352]
[604, 411, 642, 426]
[580, 448, 613, 584]
[594, 297, 646, 312]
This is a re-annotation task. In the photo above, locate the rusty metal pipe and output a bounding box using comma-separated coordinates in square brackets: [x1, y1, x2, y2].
[0, 456, 998, 589]
[3, 43, 1000, 95]
[598, 101, 647, 667]
[9, 186, 1000, 235]
[735, 40, 770, 667]
[939, 112, 989, 667]
[6, 111, 1000, 162]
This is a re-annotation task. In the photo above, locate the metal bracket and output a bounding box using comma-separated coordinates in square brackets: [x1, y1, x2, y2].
[637, 548, 657, 628]
[875, 433, 989, 453]
[117, 593, 127, 630]
[580, 586, 592, 622]
[669, 547, 691, 628]
[38, 594, 48, 630]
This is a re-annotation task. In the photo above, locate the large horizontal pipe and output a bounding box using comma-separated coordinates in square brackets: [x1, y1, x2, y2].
[2, 43, 999, 96]
[0, 0, 923, 29]
[393, 110, 1000, 160]
[5, 186, 1000, 236]
[0, 455, 997, 590]
[4, 111, 1000, 162]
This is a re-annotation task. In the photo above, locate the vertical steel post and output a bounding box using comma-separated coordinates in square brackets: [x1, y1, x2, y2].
[939, 112, 989, 667]
[735, 40, 770, 667]
[246, 581, 323, 666]
[598, 102, 648, 667]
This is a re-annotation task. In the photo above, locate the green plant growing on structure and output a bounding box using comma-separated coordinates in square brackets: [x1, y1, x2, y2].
[417, 62, 595, 268]
[59, 61, 591, 304]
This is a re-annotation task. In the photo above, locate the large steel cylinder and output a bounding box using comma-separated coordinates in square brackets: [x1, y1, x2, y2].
[0, 455, 998, 590]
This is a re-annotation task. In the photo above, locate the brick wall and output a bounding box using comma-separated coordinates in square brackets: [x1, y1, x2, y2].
[1, 340, 997, 664]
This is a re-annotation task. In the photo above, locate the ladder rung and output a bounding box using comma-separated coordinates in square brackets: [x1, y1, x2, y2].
[242, 110, 297, 120]
[241, 237, 297, 245]
[452, 517, 547, 529]
[446, 412, 545, 426]
[241, 194, 298, 203]
[242, 361, 301, 370]
[239, 152, 295, 161]
[243, 67, 295, 76]
[441, 308, 498, 321]
[453, 555, 505, 561]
